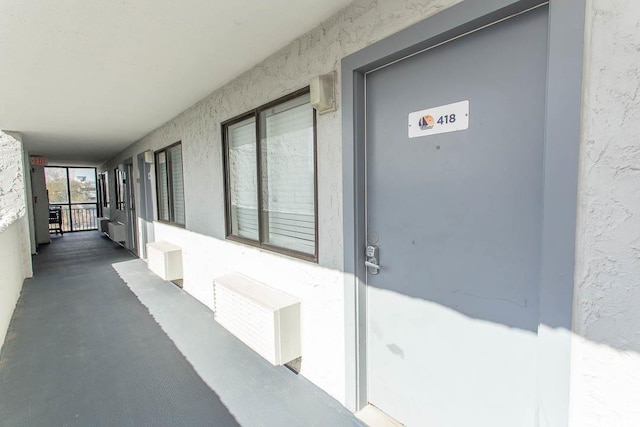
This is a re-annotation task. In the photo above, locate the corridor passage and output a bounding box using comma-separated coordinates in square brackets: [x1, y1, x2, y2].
[0, 232, 361, 427]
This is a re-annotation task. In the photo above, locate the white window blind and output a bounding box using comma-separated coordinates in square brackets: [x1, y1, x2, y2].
[260, 95, 315, 254]
[168, 145, 185, 225]
[156, 152, 170, 221]
[224, 91, 317, 260]
[156, 144, 185, 225]
[228, 118, 259, 240]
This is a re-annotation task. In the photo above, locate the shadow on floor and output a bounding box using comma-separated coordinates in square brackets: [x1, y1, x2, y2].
[0, 231, 239, 427]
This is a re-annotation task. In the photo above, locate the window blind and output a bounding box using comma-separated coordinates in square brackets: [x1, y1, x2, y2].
[116, 169, 126, 210]
[169, 145, 185, 224]
[260, 95, 315, 254]
[156, 152, 170, 221]
[228, 118, 259, 240]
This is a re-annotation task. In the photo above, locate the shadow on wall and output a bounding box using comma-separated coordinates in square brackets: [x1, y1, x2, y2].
[353, 257, 640, 356]
[0, 217, 31, 351]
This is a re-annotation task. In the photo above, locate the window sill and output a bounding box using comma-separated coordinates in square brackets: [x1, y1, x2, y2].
[225, 235, 317, 264]
[155, 220, 186, 229]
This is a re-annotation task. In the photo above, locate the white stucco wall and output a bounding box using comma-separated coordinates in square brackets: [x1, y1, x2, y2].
[101, 0, 461, 403]
[570, 1, 640, 425]
[23, 147, 37, 255]
[0, 131, 33, 350]
[30, 165, 51, 245]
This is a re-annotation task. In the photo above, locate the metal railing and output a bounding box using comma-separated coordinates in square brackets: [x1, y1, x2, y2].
[51, 204, 99, 232]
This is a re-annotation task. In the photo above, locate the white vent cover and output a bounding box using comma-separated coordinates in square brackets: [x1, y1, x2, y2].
[147, 241, 183, 281]
[98, 217, 110, 233]
[107, 222, 126, 243]
[213, 274, 301, 366]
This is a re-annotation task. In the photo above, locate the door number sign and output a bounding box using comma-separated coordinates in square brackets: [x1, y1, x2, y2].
[408, 100, 469, 138]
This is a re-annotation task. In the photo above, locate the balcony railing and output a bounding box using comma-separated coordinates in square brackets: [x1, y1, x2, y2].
[50, 204, 98, 232]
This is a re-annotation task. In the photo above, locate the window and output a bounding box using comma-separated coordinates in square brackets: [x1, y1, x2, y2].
[155, 142, 185, 226]
[45, 167, 99, 232]
[98, 171, 110, 213]
[115, 168, 126, 210]
[222, 88, 317, 261]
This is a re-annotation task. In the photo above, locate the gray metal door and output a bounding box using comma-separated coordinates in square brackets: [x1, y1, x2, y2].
[364, 6, 548, 426]
[125, 162, 137, 253]
[137, 153, 154, 259]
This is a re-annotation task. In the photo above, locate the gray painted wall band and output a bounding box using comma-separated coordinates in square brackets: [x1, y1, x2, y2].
[537, 0, 586, 425]
[341, 0, 585, 424]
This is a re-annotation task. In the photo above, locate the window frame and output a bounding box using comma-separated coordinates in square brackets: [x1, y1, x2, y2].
[96, 171, 109, 218]
[99, 171, 110, 213]
[221, 87, 319, 262]
[114, 168, 126, 211]
[154, 141, 186, 228]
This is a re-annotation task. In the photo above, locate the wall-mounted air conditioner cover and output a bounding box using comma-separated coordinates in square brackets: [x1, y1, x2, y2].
[147, 241, 183, 281]
[107, 222, 126, 243]
[213, 274, 301, 366]
[98, 217, 110, 233]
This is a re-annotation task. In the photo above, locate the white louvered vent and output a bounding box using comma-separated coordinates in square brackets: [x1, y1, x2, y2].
[98, 217, 110, 233]
[213, 274, 301, 366]
[147, 241, 183, 281]
[107, 221, 126, 243]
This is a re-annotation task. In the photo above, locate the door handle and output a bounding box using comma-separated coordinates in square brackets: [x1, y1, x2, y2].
[365, 260, 381, 270]
[365, 245, 381, 275]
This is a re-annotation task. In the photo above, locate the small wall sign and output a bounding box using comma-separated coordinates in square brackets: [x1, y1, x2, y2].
[30, 156, 47, 166]
[408, 100, 469, 138]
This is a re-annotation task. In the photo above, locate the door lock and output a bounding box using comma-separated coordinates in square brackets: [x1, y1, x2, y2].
[366, 245, 381, 275]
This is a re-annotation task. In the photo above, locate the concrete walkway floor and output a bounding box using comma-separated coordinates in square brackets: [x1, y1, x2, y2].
[0, 231, 362, 427]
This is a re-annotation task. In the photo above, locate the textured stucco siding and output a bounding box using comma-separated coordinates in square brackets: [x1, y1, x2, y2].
[0, 131, 32, 349]
[101, 0, 461, 402]
[22, 147, 37, 255]
[570, 1, 640, 425]
[1, 132, 27, 232]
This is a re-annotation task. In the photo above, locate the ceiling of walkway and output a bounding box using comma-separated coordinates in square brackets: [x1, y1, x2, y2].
[0, 0, 352, 165]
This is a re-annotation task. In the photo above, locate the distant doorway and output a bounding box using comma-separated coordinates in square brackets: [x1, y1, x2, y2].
[45, 167, 99, 232]
[125, 162, 138, 254]
[137, 152, 155, 259]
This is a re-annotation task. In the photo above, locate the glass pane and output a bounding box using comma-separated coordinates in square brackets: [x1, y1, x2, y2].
[70, 203, 98, 231]
[69, 168, 97, 203]
[168, 145, 185, 225]
[259, 94, 316, 255]
[116, 169, 126, 210]
[45, 167, 69, 204]
[60, 205, 71, 232]
[227, 117, 259, 240]
[101, 172, 110, 208]
[156, 152, 170, 221]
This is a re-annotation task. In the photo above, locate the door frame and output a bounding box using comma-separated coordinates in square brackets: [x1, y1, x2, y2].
[136, 153, 147, 258]
[136, 151, 155, 259]
[341, 0, 586, 425]
[45, 166, 100, 232]
[124, 160, 138, 254]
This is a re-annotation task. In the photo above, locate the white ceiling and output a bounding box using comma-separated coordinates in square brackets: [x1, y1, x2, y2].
[0, 0, 352, 165]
